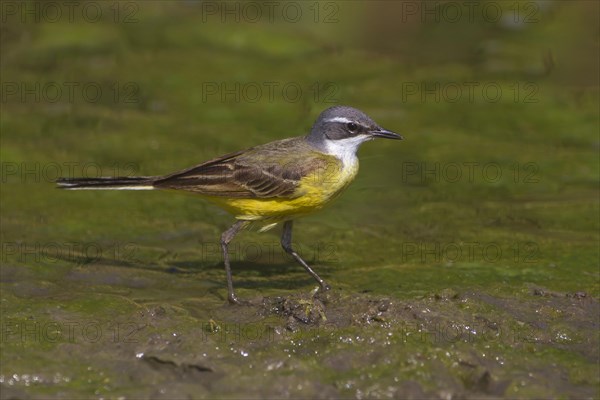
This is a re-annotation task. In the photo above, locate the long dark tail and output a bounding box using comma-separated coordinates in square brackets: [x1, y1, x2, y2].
[56, 176, 157, 190]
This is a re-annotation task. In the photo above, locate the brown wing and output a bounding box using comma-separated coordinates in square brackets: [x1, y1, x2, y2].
[153, 137, 332, 199]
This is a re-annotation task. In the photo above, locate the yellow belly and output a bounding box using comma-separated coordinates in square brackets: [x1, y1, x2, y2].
[207, 159, 358, 223]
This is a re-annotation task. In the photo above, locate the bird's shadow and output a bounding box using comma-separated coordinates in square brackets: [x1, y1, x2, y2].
[49, 248, 334, 293]
[167, 258, 335, 291]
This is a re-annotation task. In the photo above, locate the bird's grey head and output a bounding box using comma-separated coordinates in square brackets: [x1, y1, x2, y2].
[306, 106, 403, 157]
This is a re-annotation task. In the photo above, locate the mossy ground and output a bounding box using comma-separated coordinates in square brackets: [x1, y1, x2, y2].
[1, 2, 598, 399]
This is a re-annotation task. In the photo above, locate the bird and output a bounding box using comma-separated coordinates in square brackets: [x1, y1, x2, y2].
[57, 106, 403, 304]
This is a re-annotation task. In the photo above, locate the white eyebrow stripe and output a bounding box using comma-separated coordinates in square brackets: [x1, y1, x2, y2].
[325, 117, 353, 124]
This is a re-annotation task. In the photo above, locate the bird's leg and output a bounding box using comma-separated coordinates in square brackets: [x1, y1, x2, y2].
[281, 220, 331, 291]
[221, 220, 249, 304]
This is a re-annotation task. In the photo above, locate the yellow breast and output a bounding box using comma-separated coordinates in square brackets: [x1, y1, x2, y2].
[208, 155, 359, 223]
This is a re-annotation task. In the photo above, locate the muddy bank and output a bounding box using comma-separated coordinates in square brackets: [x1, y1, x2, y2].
[2, 284, 597, 399]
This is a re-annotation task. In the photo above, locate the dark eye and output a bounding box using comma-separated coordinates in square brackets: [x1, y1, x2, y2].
[346, 122, 358, 132]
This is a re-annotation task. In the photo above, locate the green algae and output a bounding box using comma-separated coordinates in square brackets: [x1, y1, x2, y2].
[1, 1, 598, 398]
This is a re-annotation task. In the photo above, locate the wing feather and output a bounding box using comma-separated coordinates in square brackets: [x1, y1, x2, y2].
[153, 138, 333, 199]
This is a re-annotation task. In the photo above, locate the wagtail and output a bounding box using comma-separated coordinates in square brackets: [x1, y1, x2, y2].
[57, 106, 403, 304]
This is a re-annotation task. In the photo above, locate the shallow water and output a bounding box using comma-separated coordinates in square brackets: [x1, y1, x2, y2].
[1, 1, 599, 399]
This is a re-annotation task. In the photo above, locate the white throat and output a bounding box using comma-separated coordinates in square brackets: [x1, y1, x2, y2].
[322, 135, 371, 167]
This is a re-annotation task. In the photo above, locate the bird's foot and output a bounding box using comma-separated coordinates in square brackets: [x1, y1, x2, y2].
[228, 293, 251, 306]
[309, 282, 331, 297]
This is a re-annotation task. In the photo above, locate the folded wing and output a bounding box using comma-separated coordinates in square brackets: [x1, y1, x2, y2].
[153, 138, 331, 199]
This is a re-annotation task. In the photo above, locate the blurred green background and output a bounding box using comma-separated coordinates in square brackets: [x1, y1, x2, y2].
[1, 1, 598, 399]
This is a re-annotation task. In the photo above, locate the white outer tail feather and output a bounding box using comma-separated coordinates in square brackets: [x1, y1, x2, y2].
[59, 185, 156, 190]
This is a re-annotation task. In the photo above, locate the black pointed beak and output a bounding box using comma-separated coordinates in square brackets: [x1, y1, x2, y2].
[369, 128, 404, 140]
